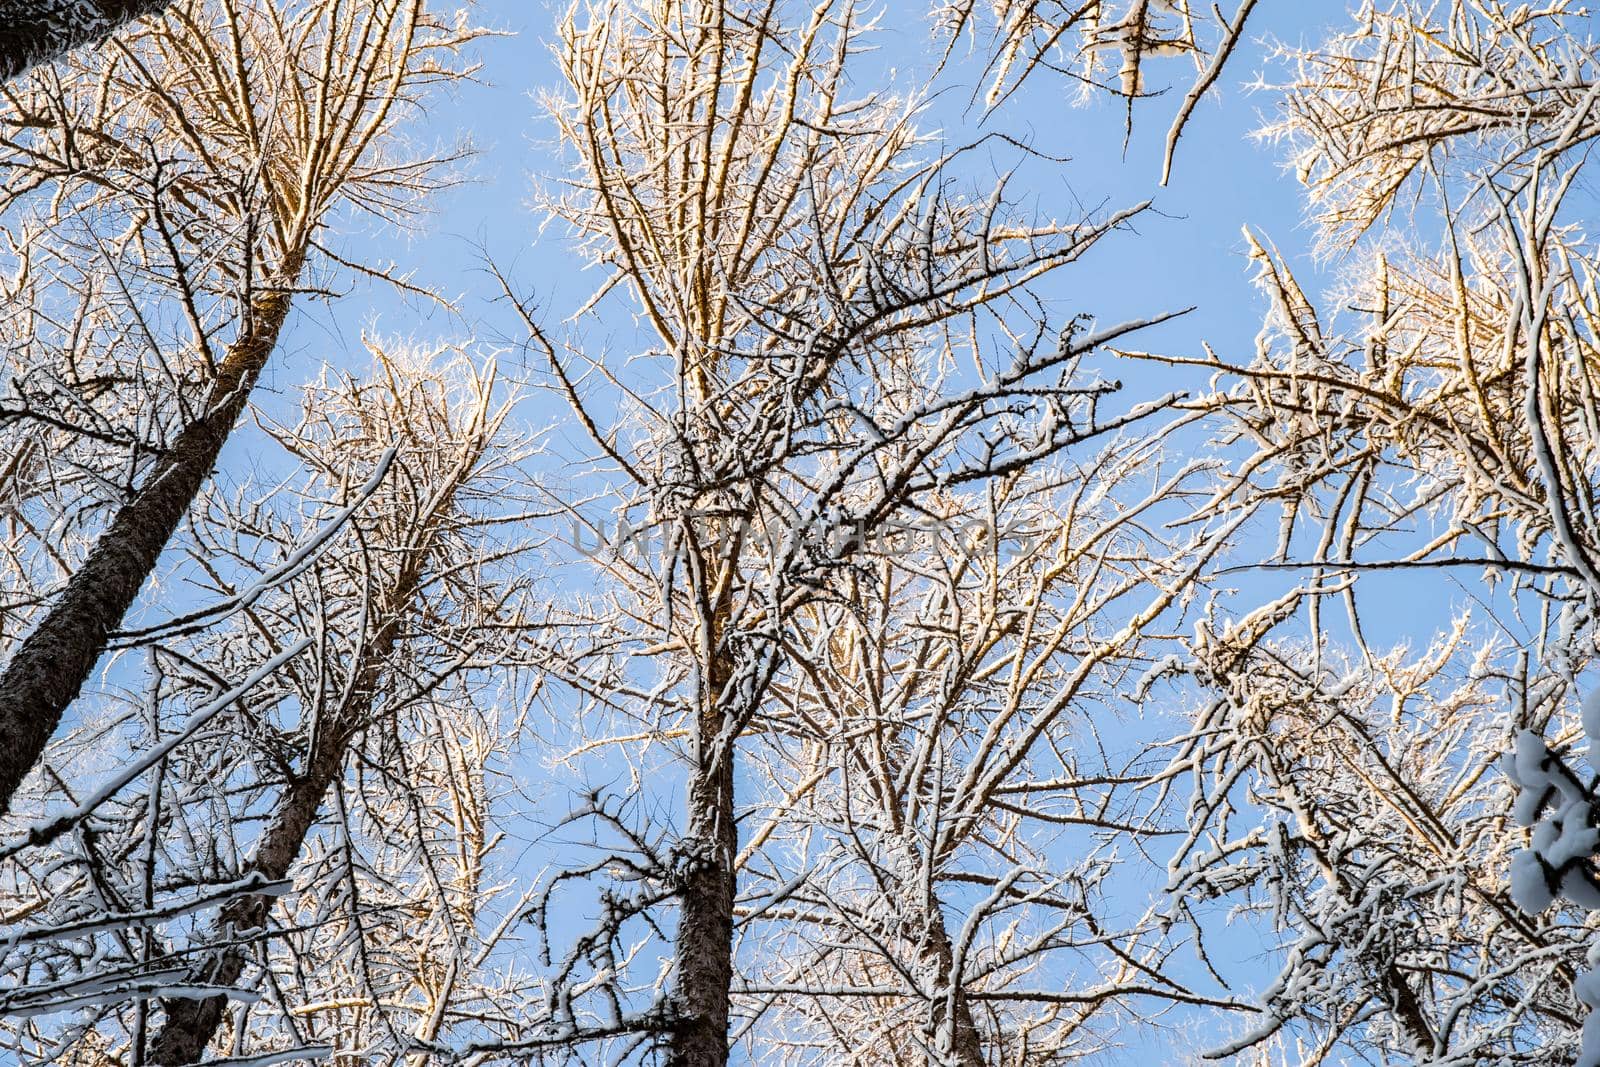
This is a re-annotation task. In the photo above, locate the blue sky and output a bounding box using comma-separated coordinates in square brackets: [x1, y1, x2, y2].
[270, 0, 1345, 400]
[223, 2, 1466, 1059]
[269, 0, 1460, 660]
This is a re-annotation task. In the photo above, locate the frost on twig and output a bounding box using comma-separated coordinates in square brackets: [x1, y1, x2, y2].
[523, 0, 1202, 1061]
[935, 0, 1261, 180]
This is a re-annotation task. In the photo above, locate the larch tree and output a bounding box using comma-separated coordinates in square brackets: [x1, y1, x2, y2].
[518, 1, 1202, 1064]
[0, 0, 481, 813]
[0, 342, 545, 1064]
[739, 446, 1250, 1065]
[1165, 593, 1588, 1062]
[1117, 1, 1600, 1060]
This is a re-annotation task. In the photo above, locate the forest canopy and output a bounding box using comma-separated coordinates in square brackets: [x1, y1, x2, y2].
[2, 1, 1599, 1065]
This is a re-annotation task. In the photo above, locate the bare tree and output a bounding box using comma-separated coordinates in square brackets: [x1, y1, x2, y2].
[519, 2, 1196, 1063]
[1163, 592, 1587, 1062]
[0, 342, 545, 1064]
[0, 0, 481, 814]
[1111, 2, 1600, 1059]
[736, 448, 1250, 1065]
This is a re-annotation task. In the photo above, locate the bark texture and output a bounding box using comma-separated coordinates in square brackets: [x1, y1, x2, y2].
[0, 271, 298, 815]
[921, 905, 986, 1067]
[669, 640, 738, 1067]
[0, 0, 174, 81]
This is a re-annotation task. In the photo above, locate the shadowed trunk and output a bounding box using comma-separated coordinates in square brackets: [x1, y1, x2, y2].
[148, 536, 424, 1064]
[921, 904, 986, 1067]
[669, 630, 738, 1067]
[147, 734, 343, 1065]
[0, 0, 175, 81]
[0, 261, 300, 815]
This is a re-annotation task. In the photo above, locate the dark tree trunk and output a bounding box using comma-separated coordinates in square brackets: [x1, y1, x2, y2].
[668, 638, 739, 1067]
[921, 905, 987, 1067]
[147, 545, 422, 1064]
[669, 753, 737, 1067]
[0, 0, 175, 81]
[147, 748, 341, 1065]
[0, 271, 297, 815]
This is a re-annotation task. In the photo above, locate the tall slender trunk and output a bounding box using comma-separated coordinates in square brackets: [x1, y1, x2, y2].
[669, 630, 738, 1067]
[0, 0, 176, 81]
[0, 262, 299, 814]
[148, 542, 422, 1064]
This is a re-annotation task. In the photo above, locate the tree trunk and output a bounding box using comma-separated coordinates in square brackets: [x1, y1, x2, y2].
[670, 759, 737, 1067]
[147, 746, 341, 1065]
[0, 0, 175, 81]
[920, 905, 986, 1067]
[147, 543, 421, 1063]
[0, 266, 298, 815]
[669, 636, 739, 1067]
